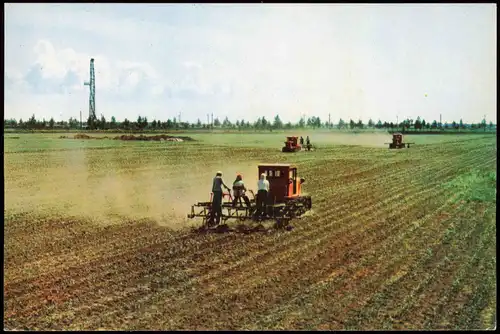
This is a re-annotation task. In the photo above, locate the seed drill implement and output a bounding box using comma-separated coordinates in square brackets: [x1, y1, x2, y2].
[187, 164, 312, 230]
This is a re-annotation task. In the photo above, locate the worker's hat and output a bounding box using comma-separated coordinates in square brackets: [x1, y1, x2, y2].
[216, 171, 222, 176]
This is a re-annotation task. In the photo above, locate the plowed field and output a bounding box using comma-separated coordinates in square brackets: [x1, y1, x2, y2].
[4, 133, 497, 330]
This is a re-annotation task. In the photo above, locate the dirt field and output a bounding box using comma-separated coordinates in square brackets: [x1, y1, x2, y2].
[3, 132, 497, 330]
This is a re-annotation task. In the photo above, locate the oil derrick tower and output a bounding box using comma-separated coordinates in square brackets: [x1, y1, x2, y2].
[84, 58, 97, 128]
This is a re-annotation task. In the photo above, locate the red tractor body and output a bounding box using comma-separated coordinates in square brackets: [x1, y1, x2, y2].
[282, 136, 302, 152]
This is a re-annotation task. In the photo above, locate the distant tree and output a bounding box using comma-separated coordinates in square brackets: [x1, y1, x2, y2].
[68, 117, 78, 129]
[314, 117, 321, 129]
[444, 122, 449, 129]
[349, 119, 355, 129]
[49, 117, 55, 129]
[481, 118, 487, 131]
[254, 117, 262, 129]
[376, 120, 382, 129]
[357, 119, 364, 129]
[431, 120, 438, 129]
[196, 118, 202, 128]
[110, 116, 116, 129]
[273, 114, 283, 129]
[338, 118, 345, 129]
[489, 121, 494, 130]
[414, 116, 422, 131]
[123, 118, 130, 129]
[28, 114, 37, 128]
[152, 119, 157, 129]
[306, 117, 313, 127]
[298, 117, 305, 128]
[261, 116, 268, 129]
[368, 119, 374, 128]
[18, 118, 24, 129]
[459, 119, 464, 130]
[213, 117, 221, 127]
[421, 119, 426, 129]
[285, 122, 292, 129]
[100, 115, 107, 130]
[222, 116, 232, 128]
[389, 122, 394, 129]
[166, 119, 173, 129]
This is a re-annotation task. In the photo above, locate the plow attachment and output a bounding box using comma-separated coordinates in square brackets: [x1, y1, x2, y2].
[187, 190, 312, 230]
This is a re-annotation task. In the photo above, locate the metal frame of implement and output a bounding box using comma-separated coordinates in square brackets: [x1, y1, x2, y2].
[187, 190, 311, 228]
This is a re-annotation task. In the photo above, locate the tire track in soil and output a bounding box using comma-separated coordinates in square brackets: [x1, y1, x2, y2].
[251, 192, 466, 330]
[336, 159, 492, 328]
[3, 140, 490, 328]
[17, 149, 480, 328]
[240, 171, 486, 329]
[125, 153, 484, 330]
[4, 231, 242, 321]
[366, 209, 479, 330]
[337, 204, 471, 330]
[52, 153, 438, 328]
[5, 220, 177, 283]
[161, 152, 492, 328]
[329, 171, 494, 328]
[389, 204, 492, 330]
[181, 188, 455, 330]
[57, 149, 434, 326]
[57, 163, 422, 330]
[422, 207, 496, 330]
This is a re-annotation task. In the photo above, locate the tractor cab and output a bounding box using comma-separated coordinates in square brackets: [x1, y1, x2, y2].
[386, 132, 415, 149]
[258, 163, 305, 204]
[282, 136, 302, 152]
[392, 133, 403, 145]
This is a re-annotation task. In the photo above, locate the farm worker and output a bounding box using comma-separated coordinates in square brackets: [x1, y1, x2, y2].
[232, 174, 251, 208]
[306, 136, 311, 151]
[256, 173, 270, 217]
[211, 171, 230, 225]
[300, 136, 304, 145]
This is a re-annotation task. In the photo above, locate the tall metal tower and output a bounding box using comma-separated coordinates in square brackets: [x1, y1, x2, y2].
[84, 58, 96, 124]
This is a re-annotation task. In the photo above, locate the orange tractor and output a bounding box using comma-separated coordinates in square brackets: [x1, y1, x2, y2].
[187, 163, 312, 229]
[282, 136, 302, 152]
[385, 133, 415, 149]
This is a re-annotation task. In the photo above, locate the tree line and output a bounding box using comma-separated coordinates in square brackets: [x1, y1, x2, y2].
[3, 114, 495, 131]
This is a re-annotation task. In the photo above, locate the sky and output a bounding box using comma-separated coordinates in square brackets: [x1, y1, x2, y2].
[4, 3, 497, 124]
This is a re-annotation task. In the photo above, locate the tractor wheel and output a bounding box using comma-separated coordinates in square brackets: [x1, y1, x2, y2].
[282, 147, 287, 152]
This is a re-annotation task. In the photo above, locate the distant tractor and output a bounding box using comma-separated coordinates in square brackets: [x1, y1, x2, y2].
[385, 133, 415, 149]
[282, 136, 302, 152]
[187, 163, 312, 230]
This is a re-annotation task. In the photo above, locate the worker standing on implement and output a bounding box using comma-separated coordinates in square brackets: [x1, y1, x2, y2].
[300, 136, 304, 146]
[306, 136, 311, 151]
[256, 173, 270, 218]
[211, 171, 230, 226]
[232, 174, 251, 208]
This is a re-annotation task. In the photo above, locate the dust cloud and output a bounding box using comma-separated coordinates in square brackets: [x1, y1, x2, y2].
[4, 151, 263, 230]
[297, 132, 393, 148]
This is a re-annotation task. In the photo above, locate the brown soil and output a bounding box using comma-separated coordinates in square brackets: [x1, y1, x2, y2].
[65, 134, 194, 141]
